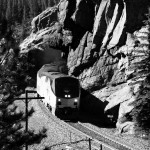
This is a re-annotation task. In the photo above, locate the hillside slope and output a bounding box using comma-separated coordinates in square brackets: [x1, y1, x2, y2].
[20, 0, 150, 135]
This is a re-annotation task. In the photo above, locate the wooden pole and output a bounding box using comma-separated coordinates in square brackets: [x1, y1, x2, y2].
[14, 90, 44, 150]
[25, 90, 28, 150]
[100, 144, 102, 150]
[89, 138, 91, 150]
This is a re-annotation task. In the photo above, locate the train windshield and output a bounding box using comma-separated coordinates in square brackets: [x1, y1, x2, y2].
[55, 77, 79, 98]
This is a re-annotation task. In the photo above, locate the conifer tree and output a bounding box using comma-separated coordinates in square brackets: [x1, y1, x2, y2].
[130, 7, 150, 135]
[5, 0, 12, 23]
[0, 50, 47, 150]
[48, 0, 55, 7]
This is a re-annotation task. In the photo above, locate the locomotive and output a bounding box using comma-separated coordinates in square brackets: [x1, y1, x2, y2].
[37, 63, 81, 120]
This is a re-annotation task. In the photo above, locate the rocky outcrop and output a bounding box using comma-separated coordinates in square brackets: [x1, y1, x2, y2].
[20, 0, 150, 134]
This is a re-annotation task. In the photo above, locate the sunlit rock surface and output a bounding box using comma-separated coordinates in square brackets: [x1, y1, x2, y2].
[20, 0, 150, 134]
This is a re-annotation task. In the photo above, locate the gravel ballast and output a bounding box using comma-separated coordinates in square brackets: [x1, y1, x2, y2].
[15, 91, 150, 150]
[15, 94, 89, 150]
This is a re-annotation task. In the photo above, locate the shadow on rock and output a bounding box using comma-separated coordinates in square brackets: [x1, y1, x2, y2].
[79, 89, 119, 128]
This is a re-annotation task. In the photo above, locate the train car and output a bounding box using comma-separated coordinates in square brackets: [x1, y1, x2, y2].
[37, 63, 81, 120]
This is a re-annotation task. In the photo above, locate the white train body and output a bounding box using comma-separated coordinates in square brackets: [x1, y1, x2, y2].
[37, 63, 80, 119]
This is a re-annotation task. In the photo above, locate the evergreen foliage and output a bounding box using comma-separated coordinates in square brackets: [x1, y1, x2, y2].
[0, 0, 59, 25]
[0, 50, 47, 149]
[0, 0, 60, 42]
[130, 76, 150, 133]
[129, 7, 150, 134]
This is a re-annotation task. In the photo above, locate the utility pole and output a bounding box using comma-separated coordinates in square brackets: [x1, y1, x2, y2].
[25, 90, 28, 150]
[89, 138, 91, 150]
[14, 90, 44, 150]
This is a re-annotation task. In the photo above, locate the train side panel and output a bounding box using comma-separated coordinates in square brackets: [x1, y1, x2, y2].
[37, 64, 81, 120]
[37, 73, 57, 112]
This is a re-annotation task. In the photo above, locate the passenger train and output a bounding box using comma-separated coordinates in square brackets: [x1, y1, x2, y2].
[37, 63, 81, 120]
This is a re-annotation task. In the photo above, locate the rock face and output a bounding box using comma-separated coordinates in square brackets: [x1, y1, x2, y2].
[20, 0, 150, 134]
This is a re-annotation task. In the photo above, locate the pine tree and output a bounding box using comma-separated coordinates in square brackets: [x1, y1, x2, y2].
[48, 0, 55, 7]
[0, 51, 47, 150]
[17, 0, 23, 23]
[130, 7, 150, 135]
[5, 0, 12, 23]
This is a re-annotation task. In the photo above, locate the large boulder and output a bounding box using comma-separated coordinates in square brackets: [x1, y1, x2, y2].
[20, 0, 150, 134]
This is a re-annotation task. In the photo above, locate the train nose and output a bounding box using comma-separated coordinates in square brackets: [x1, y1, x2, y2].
[64, 109, 68, 114]
[63, 107, 72, 115]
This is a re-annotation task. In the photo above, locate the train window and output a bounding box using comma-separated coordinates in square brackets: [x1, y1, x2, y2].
[51, 80, 55, 94]
[51, 72, 60, 75]
[55, 77, 79, 98]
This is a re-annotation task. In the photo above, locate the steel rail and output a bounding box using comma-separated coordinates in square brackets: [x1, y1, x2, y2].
[72, 122, 134, 150]
[37, 99, 135, 150]
[68, 122, 118, 150]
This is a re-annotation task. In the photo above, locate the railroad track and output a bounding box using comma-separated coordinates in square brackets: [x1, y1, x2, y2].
[38, 100, 134, 150]
[68, 122, 134, 150]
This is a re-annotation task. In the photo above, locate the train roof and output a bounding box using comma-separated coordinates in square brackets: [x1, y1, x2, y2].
[39, 71, 69, 80]
[38, 66, 70, 80]
[37, 63, 77, 80]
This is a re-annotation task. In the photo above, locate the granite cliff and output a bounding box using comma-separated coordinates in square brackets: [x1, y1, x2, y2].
[20, 0, 150, 134]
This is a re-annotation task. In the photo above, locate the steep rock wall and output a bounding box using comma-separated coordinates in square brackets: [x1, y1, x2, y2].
[20, 0, 150, 134]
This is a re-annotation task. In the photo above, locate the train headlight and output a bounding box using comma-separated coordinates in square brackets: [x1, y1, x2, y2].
[65, 95, 71, 98]
[74, 99, 78, 102]
[74, 99, 78, 105]
[57, 99, 61, 105]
